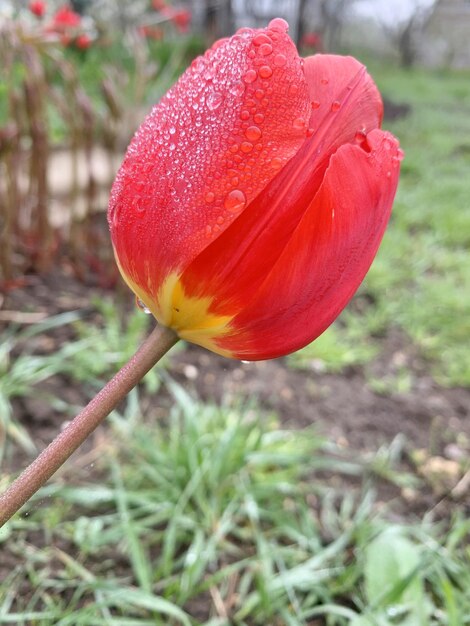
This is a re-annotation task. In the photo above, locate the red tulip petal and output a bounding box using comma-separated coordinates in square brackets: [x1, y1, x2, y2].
[180, 56, 383, 314]
[109, 24, 311, 306]
[214, 129, 401, 360]
[304, 54, 383, 139]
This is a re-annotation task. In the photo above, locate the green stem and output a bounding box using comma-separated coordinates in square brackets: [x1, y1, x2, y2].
[0, 325, 178, 527]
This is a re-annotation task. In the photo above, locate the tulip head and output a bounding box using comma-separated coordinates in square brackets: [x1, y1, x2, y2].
[29, 1, 46, 18]
[109, 19, 401, 360]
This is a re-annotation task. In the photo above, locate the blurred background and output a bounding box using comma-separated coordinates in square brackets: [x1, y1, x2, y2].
[1, 1, 469, 624]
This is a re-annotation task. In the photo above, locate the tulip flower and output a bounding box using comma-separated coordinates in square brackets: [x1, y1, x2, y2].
[0, 20, 401, 525]
[29, 1, 46, 18]
[109, 18, 401, 360]
[75, 33, 92, 49]
[48, 4, 81, 32]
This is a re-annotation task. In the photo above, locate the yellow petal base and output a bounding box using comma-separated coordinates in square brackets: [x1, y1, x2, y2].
[116, 258, 234, 357]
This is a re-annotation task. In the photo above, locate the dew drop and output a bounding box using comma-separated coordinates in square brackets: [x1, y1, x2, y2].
[211, 37, 228, 50]
[224, 189, 246, 213]
[293, 117, 305, 131]
[205, 191, 215, 203]
[288, 83, 299, 95]
[241, 141, 253, 153]
[331, 100, 341, 112]
[248, 49, 256, 58]
[169, 126, 176, 135]
[271, 157, 282, 169]
[254, 112, 264, 124]
[136, 297, 151, 315]
[259, 65, 273, 78]
[268, 17, 289, 33]
[229, 143, 239, 153]
[207, 91, 223, 111]
[259, 43, 273, 56]
[203, 67, 214, 81]
[240, 109, 250, 120]
[243, 69, 257, 83]
[273, 53, 287, 67]
[320, 77, 329, 85]
[397, 148, 405, 161]
[354, 129, 366, 143]
[230, 80, 245, 97]
[255, 88, 265, 99]
[253, 33, 271, 46]
[311, 100, 320, 109]
[306, 127, 314, 137]
[245, 125, 262, 141]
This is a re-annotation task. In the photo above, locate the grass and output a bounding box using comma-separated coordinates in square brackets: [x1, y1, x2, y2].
[1, 386, 469, 624]
[290, 62, 470, 387]
[0, 301, 176, 461]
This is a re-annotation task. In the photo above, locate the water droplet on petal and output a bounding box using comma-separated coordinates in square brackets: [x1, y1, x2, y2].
[259, 43, 273, 56]
[271, 157, 282, 169]
[268, 17, 289, 33]
[311, 100, 320, 109]
[259, 65, 273, 78]
[211, 37, 228, 50]
[230, 80, 245, 97]
[320, 77, 329, 85]
[136, 297, 151, 315]
[240, 109, 250, 120]
[243, 69, 257, 83]
[205, 191, 215, 203]
[245, 125, 262, 141]
[254, 112, 264, 124]
[253, 33, 271, 46]
[331, 100, 341, 112]
[207, 91, 223, 110]
[273, 53, 287, 67]
[224, 189, 246, 213]
[241, 141, 253, 153]
[355, 129, 366, 143]
[293, 117, 305, 131]
[288, 83, 299, 95]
